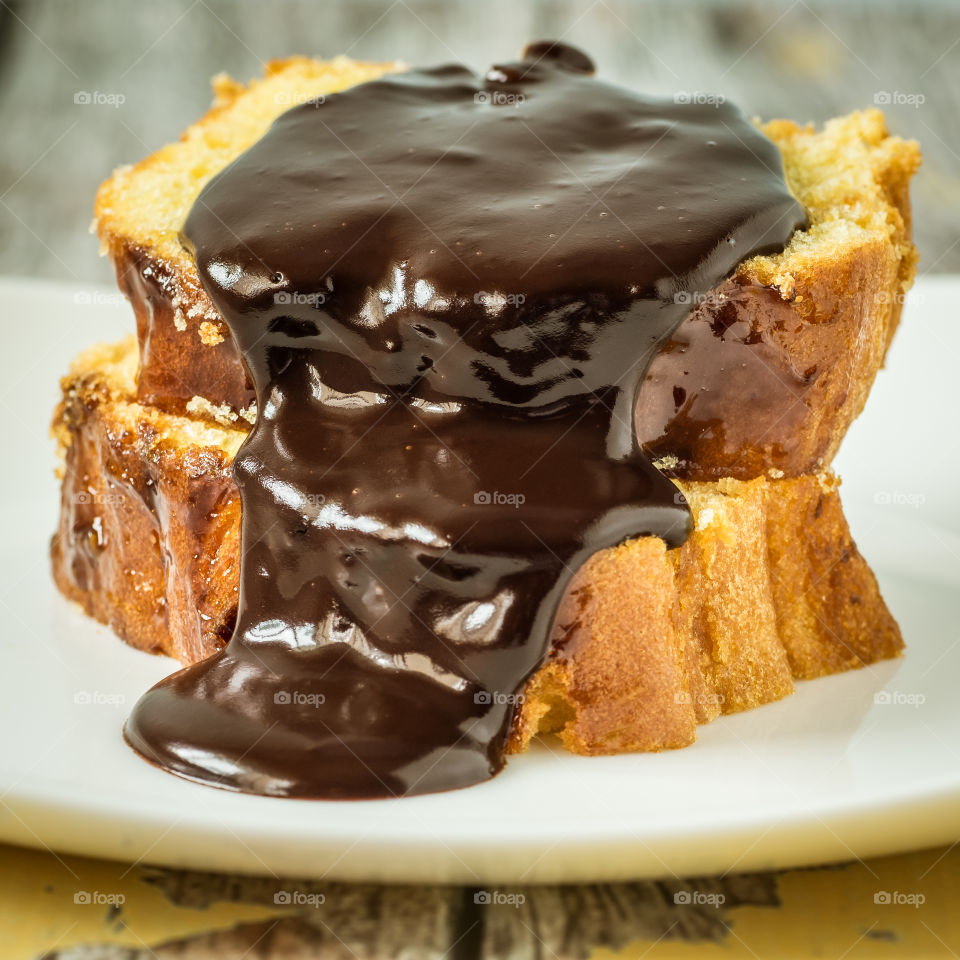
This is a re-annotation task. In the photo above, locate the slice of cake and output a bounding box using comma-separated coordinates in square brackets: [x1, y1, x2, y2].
[93, 59, 919, 482]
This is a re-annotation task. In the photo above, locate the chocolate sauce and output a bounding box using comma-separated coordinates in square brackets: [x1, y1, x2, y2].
[124, 43, 805, 799]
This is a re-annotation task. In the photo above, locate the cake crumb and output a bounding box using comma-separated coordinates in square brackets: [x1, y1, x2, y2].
[199, 321, 225, 346]
[768, 467, 785, 479]
[171, 296, 187, 332]
[239, 403, 258, 424]
[186, 395, 239, 427]
[652, 455, 680, 471]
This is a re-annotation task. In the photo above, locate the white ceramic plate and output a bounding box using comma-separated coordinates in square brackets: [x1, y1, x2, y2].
[1, 276, 958, 884]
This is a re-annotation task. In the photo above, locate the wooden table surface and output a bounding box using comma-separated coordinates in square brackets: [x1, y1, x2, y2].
[0, 2, 957, 957]
[0, 841, 957, 958]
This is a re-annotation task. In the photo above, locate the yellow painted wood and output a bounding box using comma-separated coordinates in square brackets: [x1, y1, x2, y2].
[599, 846, 960, 959]
[1, 842, 958, 958]
[0, 843, 285, 959]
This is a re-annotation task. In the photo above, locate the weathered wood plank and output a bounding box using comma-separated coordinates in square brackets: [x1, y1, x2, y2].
[42, 865, 781, 959]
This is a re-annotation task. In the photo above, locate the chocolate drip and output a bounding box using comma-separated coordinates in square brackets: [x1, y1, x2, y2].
[124, 43, 805, 799]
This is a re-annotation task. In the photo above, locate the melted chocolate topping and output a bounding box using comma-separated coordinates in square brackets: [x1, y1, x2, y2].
[124, 43, 806, 799]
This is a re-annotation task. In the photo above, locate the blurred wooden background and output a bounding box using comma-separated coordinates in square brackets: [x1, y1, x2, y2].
[0, 0, 957, 285]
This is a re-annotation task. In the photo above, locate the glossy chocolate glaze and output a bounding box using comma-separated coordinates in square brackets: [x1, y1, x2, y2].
[124, 42, 805, 799]
[637, 275, 817, 479]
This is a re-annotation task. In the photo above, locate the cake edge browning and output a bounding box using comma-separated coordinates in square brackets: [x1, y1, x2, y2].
[51, 340, 903, 757]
